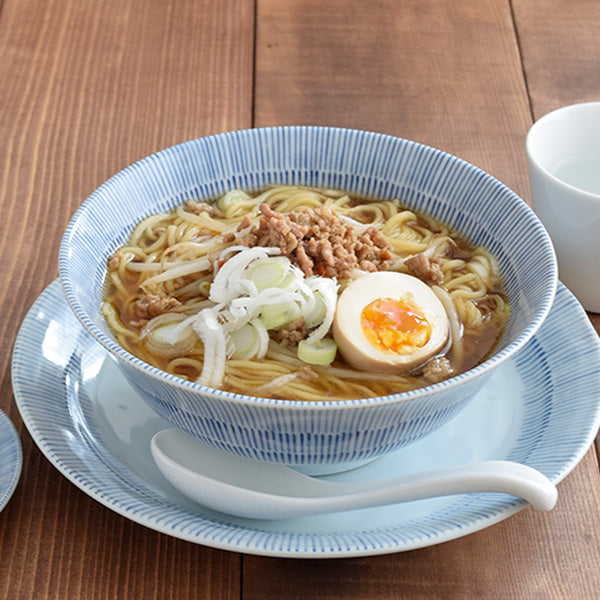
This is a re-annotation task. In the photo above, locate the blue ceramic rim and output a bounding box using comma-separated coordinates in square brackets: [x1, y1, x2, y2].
[58, 126, 558, 409]
[0, 409, 22, 511]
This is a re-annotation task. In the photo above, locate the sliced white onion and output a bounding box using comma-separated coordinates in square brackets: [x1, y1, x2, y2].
[169, 247, 346, 384]
[304, 290, 326, 326]
[305, 276, 339, 343]
[339, 213, 372, 232]
[217, 244, 254, 263]
[140, 313, 197, 358]
[210, 247, 280, 303]
[421, 235, 452, 259]
[432, 285, 464, 369]
[192, 308, 227, 388]
[255, 372, 299, 396]
[253, 318, 270, 358]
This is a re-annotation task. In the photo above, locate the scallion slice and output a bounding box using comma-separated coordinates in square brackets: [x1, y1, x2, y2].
[297, 338, 338, 365]
[229, 322, 260, 359]
[246, 257, 291, 291]
[260, 301, 301, 330]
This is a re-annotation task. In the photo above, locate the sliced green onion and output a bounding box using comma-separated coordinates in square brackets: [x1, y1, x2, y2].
[304, 290, 327, 326]
[260, 301, 301, 330]
[228, 318, 269, 360]
[305, 277, 339, 344]
[229, 323, 260, 359]
[246, 257, 291, 291]
[297, 338, 338, 366]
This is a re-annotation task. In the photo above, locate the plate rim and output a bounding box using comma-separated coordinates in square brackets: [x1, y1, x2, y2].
[11, 279, 600, 558]
[0, 408, 22, 513]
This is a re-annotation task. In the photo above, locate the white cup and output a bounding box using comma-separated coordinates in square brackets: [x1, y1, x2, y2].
[526, 102, 600, 312]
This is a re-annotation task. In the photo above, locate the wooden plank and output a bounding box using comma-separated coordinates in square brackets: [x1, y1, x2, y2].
[513, 0, 600, 120]
[0, 0, 253, 597]
[1, 445, 239, 599]
[255, 0, 532, 199]
[0, 0, 253, 322]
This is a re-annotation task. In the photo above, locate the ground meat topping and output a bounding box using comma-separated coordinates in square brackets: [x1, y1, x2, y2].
[422, 356, 455, 383]
[229, 204, 394, 279]
[297, 365, 319, 381]
[186, 200, 223, 217]
[270, 317, 306, 346]
[108, 252, 122, 269]
[405, 252, 444, 285]
[445, 240, 472, 261]
[134, 293, 181, 319]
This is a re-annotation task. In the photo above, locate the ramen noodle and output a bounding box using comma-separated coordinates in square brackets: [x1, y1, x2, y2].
[103, 185, 509, 401]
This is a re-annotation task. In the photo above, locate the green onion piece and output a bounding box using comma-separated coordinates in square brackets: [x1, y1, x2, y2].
[247, 258, 290, 291]
[229, 322, 260, 359]
[304, 290, 327, 326]
[260, 301, 300, 330]
[297, 338, 338, 365]
[279, 272, 301, 291]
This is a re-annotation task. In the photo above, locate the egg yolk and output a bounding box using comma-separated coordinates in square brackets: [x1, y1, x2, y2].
[360, 298, 432, 354]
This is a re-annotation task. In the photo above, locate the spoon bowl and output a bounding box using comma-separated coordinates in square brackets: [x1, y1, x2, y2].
[151, 429, 558, 519]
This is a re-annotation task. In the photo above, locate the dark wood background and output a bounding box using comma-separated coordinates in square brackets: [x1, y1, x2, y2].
[1, 1, 599, 598]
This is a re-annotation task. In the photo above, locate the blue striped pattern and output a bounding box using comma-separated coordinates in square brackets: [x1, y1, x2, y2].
[11, 281, 600, 556]
[0, 410, 22, 512]
[57, 127, 558, 465]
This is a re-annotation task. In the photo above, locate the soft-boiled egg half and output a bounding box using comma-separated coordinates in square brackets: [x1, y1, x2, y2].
[332, 272, 449, 373]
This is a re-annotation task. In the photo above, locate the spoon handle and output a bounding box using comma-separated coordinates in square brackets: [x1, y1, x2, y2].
[321, 460, 557, 514]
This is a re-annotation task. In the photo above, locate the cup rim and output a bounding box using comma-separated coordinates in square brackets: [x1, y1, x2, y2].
[526, 102, 600, 200]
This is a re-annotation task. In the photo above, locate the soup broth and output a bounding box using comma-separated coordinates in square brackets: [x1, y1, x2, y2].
[103, 185, 509, 400]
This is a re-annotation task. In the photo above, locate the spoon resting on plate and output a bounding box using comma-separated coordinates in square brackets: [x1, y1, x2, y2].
[151, 429, 558, 520]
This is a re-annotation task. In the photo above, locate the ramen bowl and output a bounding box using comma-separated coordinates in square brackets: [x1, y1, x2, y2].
[59, 127, 557, 470]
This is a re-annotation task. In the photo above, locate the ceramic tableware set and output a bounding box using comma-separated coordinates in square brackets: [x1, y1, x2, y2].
[8, 123, 600, 557]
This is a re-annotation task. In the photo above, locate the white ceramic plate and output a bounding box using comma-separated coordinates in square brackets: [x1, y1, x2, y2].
[11, 280, 600, 558]
[0, 408, 22, 513]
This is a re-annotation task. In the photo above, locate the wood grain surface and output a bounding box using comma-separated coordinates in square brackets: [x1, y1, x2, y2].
[0, 0, 599, 598]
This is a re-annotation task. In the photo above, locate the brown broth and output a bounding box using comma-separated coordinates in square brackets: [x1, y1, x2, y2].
[103, 188, 510, 398]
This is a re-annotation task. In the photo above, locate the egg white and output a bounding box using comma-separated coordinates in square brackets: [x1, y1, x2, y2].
[332, 272, 449, 373]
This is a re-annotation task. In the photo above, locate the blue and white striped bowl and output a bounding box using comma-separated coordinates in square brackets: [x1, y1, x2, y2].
[59, 127, 557, 468]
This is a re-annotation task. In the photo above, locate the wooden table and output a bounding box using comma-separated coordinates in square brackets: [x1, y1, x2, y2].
[1, 1, 599, 598]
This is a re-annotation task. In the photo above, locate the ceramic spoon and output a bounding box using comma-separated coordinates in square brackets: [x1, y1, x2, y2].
[151, 429, 558, 520]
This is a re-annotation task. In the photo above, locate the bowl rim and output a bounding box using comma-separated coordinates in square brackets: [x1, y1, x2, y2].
[59, 125, 558, 409]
